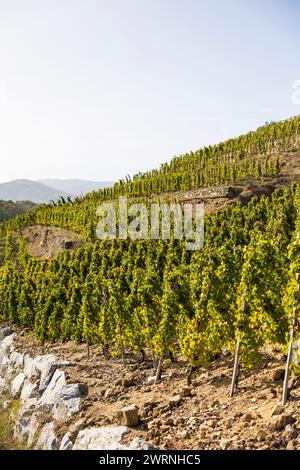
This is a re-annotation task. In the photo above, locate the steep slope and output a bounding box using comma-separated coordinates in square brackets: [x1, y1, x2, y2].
[1, 115, 300, 389]
[3, 115, 296, 239]
[2, 116, 300, 452]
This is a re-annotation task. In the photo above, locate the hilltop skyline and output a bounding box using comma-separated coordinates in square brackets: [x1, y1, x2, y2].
[0, 0, 299, 183]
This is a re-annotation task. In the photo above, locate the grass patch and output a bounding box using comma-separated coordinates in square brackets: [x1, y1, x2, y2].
[0, 399, 27, 450]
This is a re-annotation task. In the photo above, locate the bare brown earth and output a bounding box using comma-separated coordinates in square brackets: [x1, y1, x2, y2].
[14, 332, 300, 450]
[23, 226, 84, 259]
[179, 148, 300, 214]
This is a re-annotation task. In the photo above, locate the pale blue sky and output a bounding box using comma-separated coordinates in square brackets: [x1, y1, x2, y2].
[0, 0, 299, 183]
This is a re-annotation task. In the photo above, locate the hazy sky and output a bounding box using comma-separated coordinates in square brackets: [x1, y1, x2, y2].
[0, 0, 299, 183]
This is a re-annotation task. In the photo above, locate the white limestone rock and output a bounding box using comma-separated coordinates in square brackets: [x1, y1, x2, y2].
[38, 369, 66, 406]
[0, 376, 9, 397]
[59, 432, 73, 450]
[0, 333, 17, 354]
[24, 354, 39, 380]
[28, 413, 42, 446]
[129, 438, 158, 450]
[14, 417, 30, 442]
[0, 355, 11, 379]
[37, 422, 60, 450]
[19, 398, 38, 418]
[53, 383, 88, 420]
[33, 354, 57, 391]
[11, 372, 26, 398]
[38, 360, 75, 395]
[0, 326, 12, 339]
[10, 351, 26, 370]
[73, 426, 129, 450]
[146, 375, 167, 385]
[20, 379, 38, 402]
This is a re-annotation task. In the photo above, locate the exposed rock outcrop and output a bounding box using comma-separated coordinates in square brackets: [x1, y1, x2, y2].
[73, 426, 129, 450]
[0, 330, 156, 450]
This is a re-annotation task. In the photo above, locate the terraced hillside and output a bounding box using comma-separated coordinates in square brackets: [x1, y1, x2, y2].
[0, 115, 300, 377]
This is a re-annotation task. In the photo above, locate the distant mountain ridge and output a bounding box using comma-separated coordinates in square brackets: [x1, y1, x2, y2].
[0, 179, 72, 203]
[0, 179, 114, 203]
[39, 179, 114, 196]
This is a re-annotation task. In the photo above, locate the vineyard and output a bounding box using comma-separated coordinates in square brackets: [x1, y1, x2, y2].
[1, 116, 300, 391]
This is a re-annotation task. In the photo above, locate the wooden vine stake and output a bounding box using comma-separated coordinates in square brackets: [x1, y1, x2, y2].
[154, 354, 164, 385]
[230, 288, 247, 397]
[282, 272, 300, 406]
[230, 336, 241, 397]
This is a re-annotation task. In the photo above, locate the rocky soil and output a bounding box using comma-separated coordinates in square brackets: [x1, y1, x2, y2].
[1, 327, 300, 450]
[23, 226, 84, 259]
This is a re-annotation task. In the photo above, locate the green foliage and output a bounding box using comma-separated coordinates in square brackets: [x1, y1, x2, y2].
[0, 116, 300, 370]
[0, 200, 36, 222]
[2, 116, 299, 239]
[0, 183, 298, 367]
